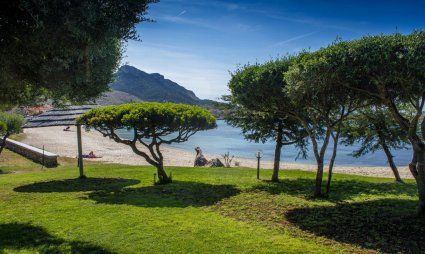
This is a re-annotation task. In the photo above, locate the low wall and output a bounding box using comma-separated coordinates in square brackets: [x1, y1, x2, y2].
[1, 139, 58, 167]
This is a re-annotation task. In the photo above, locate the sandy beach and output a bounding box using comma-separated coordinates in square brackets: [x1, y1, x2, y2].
[21, 126, 413, 179]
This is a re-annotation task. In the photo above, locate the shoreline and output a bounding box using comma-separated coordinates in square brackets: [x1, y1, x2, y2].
[21, 126, 413, 179]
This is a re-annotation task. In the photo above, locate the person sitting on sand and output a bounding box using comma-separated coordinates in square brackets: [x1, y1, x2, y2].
[63, 126, 71, 131]
[82, 151, 102, 159]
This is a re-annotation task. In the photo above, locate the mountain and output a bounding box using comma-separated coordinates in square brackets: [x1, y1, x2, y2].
[106, 65, 207, 105]
[96, 65, 223, 117]
[95, 90, 142, 105]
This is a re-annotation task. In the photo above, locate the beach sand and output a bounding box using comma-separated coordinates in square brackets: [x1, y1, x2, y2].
[21, 126, 413, 179]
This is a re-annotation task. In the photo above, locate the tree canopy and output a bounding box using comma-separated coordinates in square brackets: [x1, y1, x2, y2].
[0, 0, 156, 107]
[78, 102, 217, 184]
[228, 60, 292, 113]
[227, 59, 308, 182]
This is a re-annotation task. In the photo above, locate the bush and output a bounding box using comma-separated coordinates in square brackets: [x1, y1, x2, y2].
[0, 121, 6, 135]
[0, 112, 24, 135]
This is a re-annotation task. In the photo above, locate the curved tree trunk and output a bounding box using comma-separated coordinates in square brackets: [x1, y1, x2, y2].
[325, 132, 340, 195]
[413, 148, 425, 216]
[409, 151, 418, 180]
[409, 145, 425, 216]
[380, 139, 403, 182]
[313, 129, 331, 198]
[271, 122, 283, 182]
[156, 163, 171, 184]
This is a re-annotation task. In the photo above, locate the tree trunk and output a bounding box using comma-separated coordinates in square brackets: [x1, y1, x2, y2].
[271, 122, 283, 182]
[0, 132, 10, 156]
[314, 159, 324, 197]
[325, 132, 339, 195]
[83, 44, 91, 81]
[409, 152, 418, 180]
[156, 163, 171, 184]
[312, 129, 331, 198]
[413, 148, 425, 217]
[381, 139, 403, 182]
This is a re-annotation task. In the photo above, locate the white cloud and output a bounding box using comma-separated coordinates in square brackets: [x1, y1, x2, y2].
[159, 14, 260, 33]
[159, 15, 221, 31]
[271, 31, 320, 48]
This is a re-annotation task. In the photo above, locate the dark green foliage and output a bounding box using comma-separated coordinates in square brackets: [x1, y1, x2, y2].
[0, 112, 24, 156]
[0, 121, 6, 135]
[0, 0, 156, 107]
[0, 112, 24, 136]
[79, 102, 216, 132]
[322, 32, 425, 104]
[78, 102, 217, 184]
[228, 59, 292, 112]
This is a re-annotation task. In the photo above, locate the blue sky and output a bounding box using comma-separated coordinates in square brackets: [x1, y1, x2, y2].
[124, 0, 425, 100]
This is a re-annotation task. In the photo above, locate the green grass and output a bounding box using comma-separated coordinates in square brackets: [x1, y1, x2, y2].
[0, 151, 423, 253]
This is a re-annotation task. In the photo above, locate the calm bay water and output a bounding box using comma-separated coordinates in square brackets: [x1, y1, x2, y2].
[118, 120, 412, 167]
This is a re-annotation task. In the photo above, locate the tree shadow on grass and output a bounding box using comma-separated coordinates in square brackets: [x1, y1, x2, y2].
[286, 199, 425, 253]
[251, 178, 417, 202]
[0, 223, 114, 253]
[14, 178, 140, 193]
[87, 181, 240, 208]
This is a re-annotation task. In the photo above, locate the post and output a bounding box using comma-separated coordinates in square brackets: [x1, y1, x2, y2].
[42, 145, 45, 169]
[76, 124, 85, 178]
[256, 151, 262, 180]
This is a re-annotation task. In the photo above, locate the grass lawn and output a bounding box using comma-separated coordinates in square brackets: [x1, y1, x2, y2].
[0, 151, 423, 253]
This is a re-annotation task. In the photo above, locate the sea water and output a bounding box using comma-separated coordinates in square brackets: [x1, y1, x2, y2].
[117, 120, 412, 167]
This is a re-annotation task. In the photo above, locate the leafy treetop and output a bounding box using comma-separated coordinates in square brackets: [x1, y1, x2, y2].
[79, 102, 216, 138]
[229, 59, 292, 113]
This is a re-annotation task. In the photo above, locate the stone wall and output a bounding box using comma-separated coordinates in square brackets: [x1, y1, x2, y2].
[1, 139, 58, 167]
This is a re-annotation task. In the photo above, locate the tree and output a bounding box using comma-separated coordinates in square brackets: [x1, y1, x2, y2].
[284, 50, 361, 196]
[309, 32, 425, 215]
[0, 112, 24, 156]
[78, 102, 217, 184]
[223, 97, 307, 182]
[0, 0, 156, 107]
[341, 106, 411, 182]
[227, 60, 308, 182]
